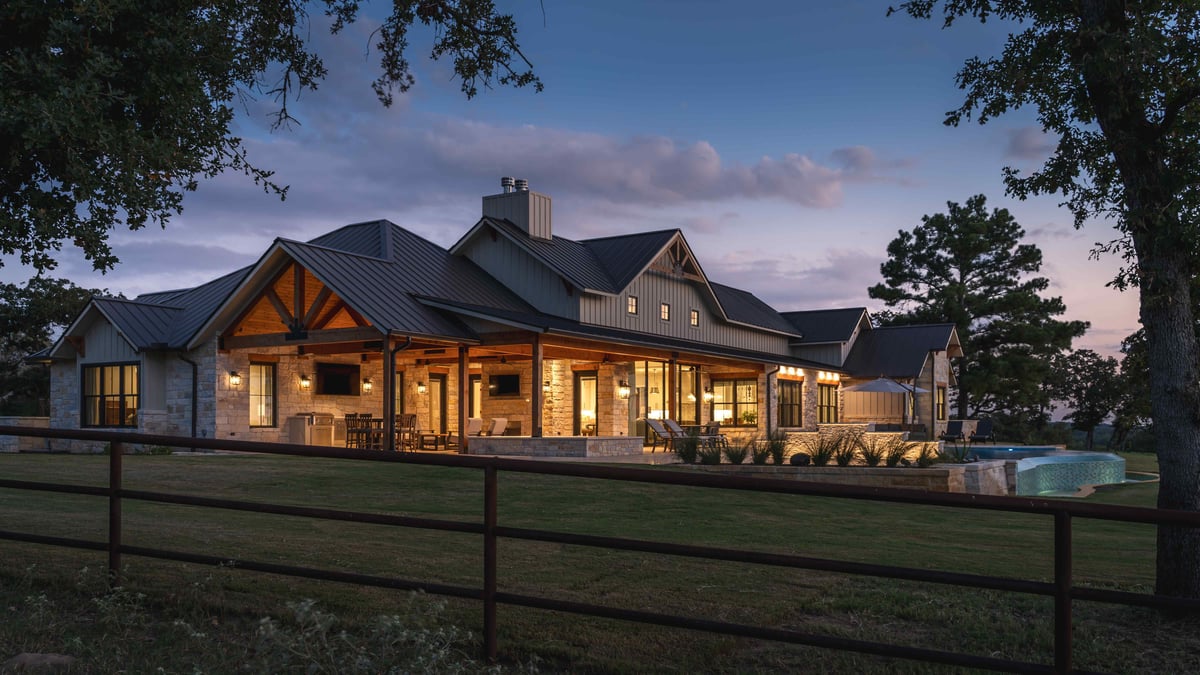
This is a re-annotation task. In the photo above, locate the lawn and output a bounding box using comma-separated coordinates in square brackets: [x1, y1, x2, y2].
[0, 450, 1194, 674]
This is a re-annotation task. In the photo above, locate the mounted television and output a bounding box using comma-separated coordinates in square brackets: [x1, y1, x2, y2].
[316, 362, 360, 396]
[488, 374, 521, 397]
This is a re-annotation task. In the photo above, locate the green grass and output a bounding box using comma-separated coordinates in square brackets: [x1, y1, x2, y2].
[0, 451, 1194, 674]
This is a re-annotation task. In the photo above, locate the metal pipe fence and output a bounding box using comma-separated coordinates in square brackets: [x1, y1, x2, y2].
[1, 425, 1198, 673]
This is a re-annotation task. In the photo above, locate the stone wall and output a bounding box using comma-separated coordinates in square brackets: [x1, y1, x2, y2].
[686, 462, 1008, 496]
[467, 435, 643, 457]
[0, 417, 50, 452]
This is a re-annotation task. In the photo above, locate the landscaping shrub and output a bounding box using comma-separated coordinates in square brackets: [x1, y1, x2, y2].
[697, 442, 723, 465]
[860, 435, 889, 467]
[915, 443, 938, 468]
[799, 434, 840, 467]
[673, 433, 700, 464]
[722, 442, 748, 465]
[833, 441, 858, 467]
[766, 429, 789, 465]
[940, 442, 971, 464]
[749, 437, 771, 465]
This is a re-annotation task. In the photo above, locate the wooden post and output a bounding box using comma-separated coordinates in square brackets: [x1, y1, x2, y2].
[668, 355, 677, 422]
[483, 466, 498, 661]
[531, 335, 543, 437]
[108, 441, 122, 587]
[383, 338, 395, 451]
[459, 344, 470, 453]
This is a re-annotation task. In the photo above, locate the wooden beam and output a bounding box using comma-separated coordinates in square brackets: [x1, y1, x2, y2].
[264, 287, 294, 327]
[458, 344, 470, 453]
[221, 326, 383, 350]
[293, 263, 304, 328]
[531, 335, 543, 438]
[312, 300, 347, 330]
[302, 287, 333, 329]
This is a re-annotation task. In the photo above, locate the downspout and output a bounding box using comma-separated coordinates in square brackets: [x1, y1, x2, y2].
[177, 354, 199, 448]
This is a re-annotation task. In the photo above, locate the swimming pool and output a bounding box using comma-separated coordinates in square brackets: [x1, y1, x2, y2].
[970, 447, 1127, 496]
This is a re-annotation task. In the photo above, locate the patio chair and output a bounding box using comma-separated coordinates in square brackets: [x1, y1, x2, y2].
[939, 420, 965, 443]
[486, 418, 507, 436]
[446, 418, 483, 450]
[644, 419, 676, 453]
[395, 413, 418, 451]
[970, 418, 995, 444]
[664, 419, 725, 450]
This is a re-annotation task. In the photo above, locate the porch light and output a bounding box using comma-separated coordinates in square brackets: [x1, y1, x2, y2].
[228, 371, 241, 387]
[702, 386, 714, 402]
[361, 378, 373, 393]
[617, 380, 631, 399]
[299, 373, 312, 389]
[417, 381, 427, 395]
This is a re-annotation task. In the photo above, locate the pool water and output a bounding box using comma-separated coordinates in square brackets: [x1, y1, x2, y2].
[970, 447, 1127, 496]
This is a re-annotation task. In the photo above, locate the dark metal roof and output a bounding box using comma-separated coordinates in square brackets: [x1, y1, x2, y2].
[92, 298, 180, 350]
[710, 283, 803, 336]
[160, 267, 252, 347]
[581, 229, 678, 291]
[307, 220, 390, 259]
[482, 217, 617, 292]
[781, 307, 869, 343]
[417, 297, 837, 371]
[842, 324, 959, 379]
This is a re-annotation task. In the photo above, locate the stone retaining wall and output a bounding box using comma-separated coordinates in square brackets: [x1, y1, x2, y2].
[0, 417, 50, 453]
[686, 460, 1009, 495]
[467, 436, 644, 458]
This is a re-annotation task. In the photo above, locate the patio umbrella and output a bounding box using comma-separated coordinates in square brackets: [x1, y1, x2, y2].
[841, 377, 928, 394]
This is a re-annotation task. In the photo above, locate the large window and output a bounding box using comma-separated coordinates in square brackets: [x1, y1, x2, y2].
[937, 386, 947, 421]
[678, 367, 700, 425]
[711, 378, 758, 427]
[778, 380, 803, 427]
[817, 383, 839, 424]
[249, 362, 276, 428]
[82, 363, 139, 428]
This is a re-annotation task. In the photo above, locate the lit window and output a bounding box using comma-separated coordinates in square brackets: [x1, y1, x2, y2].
[627, 295, 638, 314]
[82, 363, 139, 428]
[937, 386, 947, 421]
[250, 362, 276, 428]
[660, 302, 670, 321]
[689, 309, 699, 327]
[818, 383, 839, 424]
[711, 378, 758, 427]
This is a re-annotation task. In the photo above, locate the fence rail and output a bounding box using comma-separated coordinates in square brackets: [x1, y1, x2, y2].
[1, 425, 1199, 674]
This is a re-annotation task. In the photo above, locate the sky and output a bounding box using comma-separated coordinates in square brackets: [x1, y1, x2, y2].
[3, 0, 1141, 357]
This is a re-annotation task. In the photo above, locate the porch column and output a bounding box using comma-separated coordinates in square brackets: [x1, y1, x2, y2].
[531, 334, 543, 437]
[383, 338, 395, 451]
[667, 354, 677, 421]
[458, 344, 469, 453]
[930, 348, 939, 440]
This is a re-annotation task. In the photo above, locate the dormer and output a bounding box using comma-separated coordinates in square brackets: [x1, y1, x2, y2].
[482, 176, 553, 240]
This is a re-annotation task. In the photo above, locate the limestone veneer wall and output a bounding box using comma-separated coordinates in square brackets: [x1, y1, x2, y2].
[0, 417, 49, 452]
[687, 461, 1009, 496]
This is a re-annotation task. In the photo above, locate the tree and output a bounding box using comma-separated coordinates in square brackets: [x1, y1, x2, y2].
[1110, 329, 1154, 452]
[895, 1, 1200, 598]
[0, 278, 107, 416]
[0, 0, 540, 273]
[868, 194, 1088, 430]
[1053, 349, 1121, 451]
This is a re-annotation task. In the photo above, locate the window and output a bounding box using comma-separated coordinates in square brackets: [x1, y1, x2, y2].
[660, 302, 670, 321]
[249, 362, 276, 427]
[937, 386, 947, 421]
[627, 295, 638, 314]
[817, 383, 839, 424]
[711, 378, 758, 427]
[82, 363, 139, 428]
[689, 309, 699, 327]
[778, 380, 803, 427]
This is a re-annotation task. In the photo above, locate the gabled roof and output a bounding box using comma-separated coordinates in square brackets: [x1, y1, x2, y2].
[579, 229, 679, 291]
[781, 308, 870, 344]
[841, 323, 961, 379]
[452, 217, 617, 293]
[710, 283, 803, 335]
[49, 297, 181, 358]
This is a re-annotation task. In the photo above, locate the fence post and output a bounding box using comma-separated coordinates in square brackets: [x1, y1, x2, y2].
[483, 465, 498, 662]
[108, 441, 123, 587]
[1054, 510, 1072, 673]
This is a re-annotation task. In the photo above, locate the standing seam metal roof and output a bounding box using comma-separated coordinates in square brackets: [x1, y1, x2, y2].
[781, 308, 870, 344]
[841, 324, 958, 379]
[710, 283, 803, 335]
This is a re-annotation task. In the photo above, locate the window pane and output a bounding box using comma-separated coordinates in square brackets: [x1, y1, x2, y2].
[250, 363, 275, 427]
[124, 365, 138, 394]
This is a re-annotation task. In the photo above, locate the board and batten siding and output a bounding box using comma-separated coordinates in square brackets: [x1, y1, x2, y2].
[842, 391, 906, 423]
[579, 271, 789, 354]
[790, 344, 843, 367]
[80, 316, 139, 363]
[459, 235, 579, 319]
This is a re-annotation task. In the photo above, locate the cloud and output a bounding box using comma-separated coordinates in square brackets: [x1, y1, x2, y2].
[1027, 222, 1083, 241]
[706, 249, 885, 310]
[1005, 127, 1056, 161]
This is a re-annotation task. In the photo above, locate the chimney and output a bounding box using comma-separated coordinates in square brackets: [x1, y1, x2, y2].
[482, 176, 552, 240]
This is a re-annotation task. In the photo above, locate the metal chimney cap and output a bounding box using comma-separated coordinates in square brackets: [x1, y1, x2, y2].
[514, 178, 529, 191]
[500, 176, 515, 193]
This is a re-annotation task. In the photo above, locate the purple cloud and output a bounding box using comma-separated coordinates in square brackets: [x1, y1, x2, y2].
[1005, 127, 1056, 161]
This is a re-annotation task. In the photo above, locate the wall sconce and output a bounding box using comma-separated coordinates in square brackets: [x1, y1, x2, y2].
[617, 380, 631, 400]
[417, 381, 427, 395]
[299, 373, 312, 390]
[702, 386, 714, 402]
[361, 378, 373, 393]
[228, 371, 241, 387]
[543, 380, 551, 394]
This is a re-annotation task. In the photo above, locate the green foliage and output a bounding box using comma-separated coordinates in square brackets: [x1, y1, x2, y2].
[860, 435, 890, 467]
[147, 445, 174, 456]
[673, 433, 700, 465]
[765, 429, 789, 465]
[696, 442, 723, 466]
[833, 441, 858, 467]
[1052, 349, 1121, 451]
[722, 442, 748, 465]
[868, 194, 1087, 423]
[749, 437, 770, 465]
[885, 439, 912, 468]
[940, 442, 971, 464]
[0, 0, 540, 273]
[800, 434, 841, 467]
[915, 443, 938, 469]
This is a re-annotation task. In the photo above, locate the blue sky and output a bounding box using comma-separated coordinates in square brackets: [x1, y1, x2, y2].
[3, 1, 1140, 356]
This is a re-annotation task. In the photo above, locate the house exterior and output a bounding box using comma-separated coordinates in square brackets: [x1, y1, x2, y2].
[40, 179, 961, 454]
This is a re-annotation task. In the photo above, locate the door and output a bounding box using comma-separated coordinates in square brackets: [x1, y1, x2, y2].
[469, 374, 481, 418]
[574, 371, 598, 435]
[429, 374, 447, 433]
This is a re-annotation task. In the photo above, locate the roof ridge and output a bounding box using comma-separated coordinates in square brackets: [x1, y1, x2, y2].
[95, 296, 185, 311]
[578, 228, 679, 244]
[278, 237, 397, 263]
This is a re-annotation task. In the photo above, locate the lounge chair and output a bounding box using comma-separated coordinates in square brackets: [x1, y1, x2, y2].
[664, 419, 726, 449]
[486, 417, 507, 436]
[644, 419, 676, 453]
[446, 417, 483, 449]
[970, 418, 995, 444]
[940, 420, 965, 443]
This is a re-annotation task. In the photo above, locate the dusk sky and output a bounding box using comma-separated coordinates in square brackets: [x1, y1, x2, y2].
[4, 1, 1141, 356]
